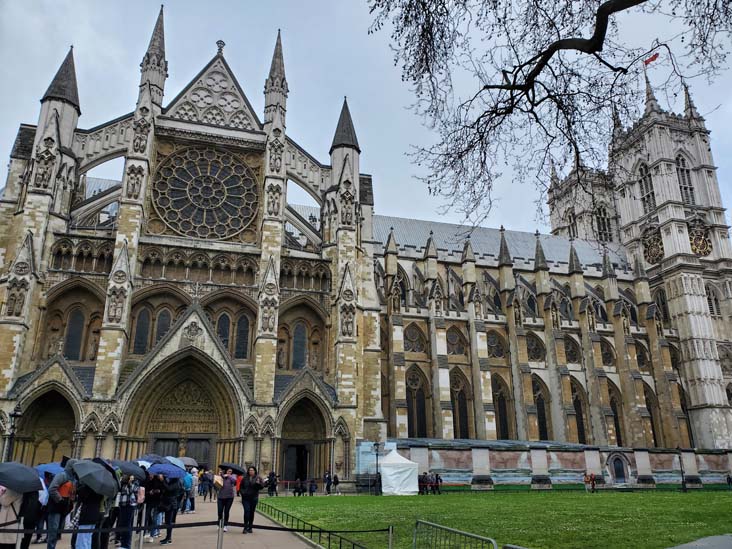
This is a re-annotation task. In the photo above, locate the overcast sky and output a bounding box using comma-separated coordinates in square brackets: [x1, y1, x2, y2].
[1, 1, 730, 233]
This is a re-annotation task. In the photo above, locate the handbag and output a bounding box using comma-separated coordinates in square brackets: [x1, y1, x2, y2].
[213, 475, 223, 489]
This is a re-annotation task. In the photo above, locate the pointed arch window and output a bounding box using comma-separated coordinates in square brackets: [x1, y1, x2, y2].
[571, 380, 588, 444]
[706, 285, 722, 317]
[486, 331, 507, 359]
[406, 366, 429, 438]
[292, 321, 307, 369]
[564, 337, 581, 364]
[450, 369, 472, 439]
[216, 313, 231, 349]
[600, 339, 616, 368]
[492, 376, 511, 440]
[608, 383, 624, 447]
[636, 342, 649, 371]
[526, 333, 546, 362]
[155, 309, 172, 344]
[234, 315, 250, 359]
[446, 327, 468, 356]
[404, 324, 427, 353]
[676, 155, 695, 205]
[64, 308, 85, 360]
[566, 209, 578, 239]
[532, 376, 551, 441]
[644, 384, 661, 447]
[638, 164, 656, 214]
[132, 308, 151, 355]
[654, 289, 671, 328]
[595, 206, 613, 242]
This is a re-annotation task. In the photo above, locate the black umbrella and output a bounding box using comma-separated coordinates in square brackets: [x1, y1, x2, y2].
[111, 460, 147, 482]
[0, 462, 42, 493]
[139, 453, 167, 465]
[70, 460, 118, 498]
[219, 462, 246, 476]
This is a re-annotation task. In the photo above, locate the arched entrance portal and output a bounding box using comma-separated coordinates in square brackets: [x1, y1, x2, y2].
[123, 355, 240, 467]
[16, 390, 76, 464]
[280, 398, 328, 482]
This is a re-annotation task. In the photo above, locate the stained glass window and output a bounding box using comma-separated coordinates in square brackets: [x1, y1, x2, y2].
[133, 309, 150, 355]
[64, 309, 85, 360]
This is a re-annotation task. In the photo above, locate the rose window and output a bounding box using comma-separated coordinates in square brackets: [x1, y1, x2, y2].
[151, 146, 258, 240]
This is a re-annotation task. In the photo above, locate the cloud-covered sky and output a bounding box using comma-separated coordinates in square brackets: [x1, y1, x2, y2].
[1, 1, 730, 232]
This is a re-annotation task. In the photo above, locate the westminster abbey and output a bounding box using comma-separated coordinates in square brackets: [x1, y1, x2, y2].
[0, 7, 731, 485]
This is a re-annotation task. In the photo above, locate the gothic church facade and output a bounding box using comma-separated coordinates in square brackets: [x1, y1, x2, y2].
[0, 9, 731, 482]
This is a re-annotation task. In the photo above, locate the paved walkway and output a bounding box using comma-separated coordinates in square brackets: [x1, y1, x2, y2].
[669, 535, 732, 548]
[55, 497, 309, 549]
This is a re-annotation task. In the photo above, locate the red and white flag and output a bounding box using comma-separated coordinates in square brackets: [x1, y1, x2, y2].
[644, 52, 660, 66]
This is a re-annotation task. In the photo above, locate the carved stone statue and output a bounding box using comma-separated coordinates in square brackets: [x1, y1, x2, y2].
[126, 165, 144, 200]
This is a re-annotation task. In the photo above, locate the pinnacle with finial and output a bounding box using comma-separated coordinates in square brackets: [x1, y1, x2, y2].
[683, 83, 700, 118]
[498, 227, 513, 267]
[644, 70, 661, 115]
[216, 40, 226, 55]
[602, 247, 616, 279]
[534, 231, 548, 271]
[330, 97, 360, 154]
[633, 253, 648, 280]
[568, 241, 583, 274]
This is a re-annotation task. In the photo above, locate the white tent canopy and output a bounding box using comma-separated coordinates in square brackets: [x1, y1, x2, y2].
[379, 450, 419, 496]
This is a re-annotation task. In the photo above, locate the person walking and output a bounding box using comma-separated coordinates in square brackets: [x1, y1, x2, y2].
[435, 473, 443, 495]
[239, 466, 264, 534]
[74, 484, 104, 549]
[727, 473, 732, 490]
[308, 478, 317, 496]
[332, 474, 340, 495]
[201, 470, 213, 502]
[590, 473, 597, 493]
[217, 468, 237, 532]
[267, 471, 278, 497]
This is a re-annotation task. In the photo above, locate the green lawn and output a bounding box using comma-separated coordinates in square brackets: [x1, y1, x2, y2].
[260, 490, 732, 548]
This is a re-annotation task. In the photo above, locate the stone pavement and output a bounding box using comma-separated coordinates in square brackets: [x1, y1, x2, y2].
[669, 535, 732, 548]
[54, 497, 310, 549]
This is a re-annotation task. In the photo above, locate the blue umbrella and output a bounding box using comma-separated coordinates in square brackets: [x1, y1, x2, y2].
[149, 463, 186, 479]
[165, 456, 186, 470]
[35, 463, 63, 477]
[139, 454, 167, 465]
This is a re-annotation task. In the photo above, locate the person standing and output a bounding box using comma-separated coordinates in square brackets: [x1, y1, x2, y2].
[159, 476, 184, 545]
[239, 467, 264, 534]
[332, 474, 340, 495]
[188, 468, 198, 513]
[0, 486, 22, 549]
[117, 475, 139, 549]
[727, 473, 732, 490]
[217, 469, 237, 532]
[323, 471, 332, 495]
[267, 472, 278, 497]
[143, 473, 163, 543]
[590, 473, 597, 494]
[435, 473, 443, 495]
[308, 478, 317, 496]
[74, 484, 103, 549]
[46, 468, 75, 549]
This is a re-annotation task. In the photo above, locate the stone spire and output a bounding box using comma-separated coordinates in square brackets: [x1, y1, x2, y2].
[385, 227, 398, 277]
[264, 30, 289, 126]
[568, 240, 583, 274]
[498, 226, 513, 267]
[461, 238, 475, 263]
[42, 47, 80, 114]
[330, 98, 360, 154]
[534, 231, 548, 271]
[644, 71, 661, 115]
[424, 231, 437, 259]
[683, 83, 700, 119]
[601, 247, 616, 279]
[140, 5, 168, 108]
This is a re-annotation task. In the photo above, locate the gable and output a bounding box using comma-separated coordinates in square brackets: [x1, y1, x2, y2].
[165, 55, 261, 131]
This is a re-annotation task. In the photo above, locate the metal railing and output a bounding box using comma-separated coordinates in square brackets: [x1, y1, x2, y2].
[412, 520, 498, 549]
[258, 500, 391, 548]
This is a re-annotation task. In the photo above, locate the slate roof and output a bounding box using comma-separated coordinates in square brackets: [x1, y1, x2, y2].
[42, 48, 80, 113]
[290, 204, 627, 270]
[10, 125, 36, 160]
[72, 366, 96, 395]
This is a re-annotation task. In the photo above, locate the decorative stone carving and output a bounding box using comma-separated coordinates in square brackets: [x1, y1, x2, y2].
[132, 110, 151, 154]
[183, 322, 203, 345]
[266, 183, 281, 217]
[513, 300, 523, 327]
[340, 304, 355, 337]
[340, 181, 354, 226]
[4, 279, 28, 317]
[389, 281, 401, 314]
[587, 306, 596, 332]
[260, 297, 278, 334]
[269, 132, 284, 173]
[112, 270, 127, 284]
[107, 288, 126, 323]
[126, 165, 144, 200]
[551, 303, 560, 330]
[33, 138, 56, 189]
[621, 309, 631, 335]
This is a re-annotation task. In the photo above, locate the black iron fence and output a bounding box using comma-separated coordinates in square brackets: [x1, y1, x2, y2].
[412, 520, 499, 549]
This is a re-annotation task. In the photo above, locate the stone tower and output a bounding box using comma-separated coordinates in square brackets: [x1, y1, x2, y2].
[608, 78, 732, 448]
